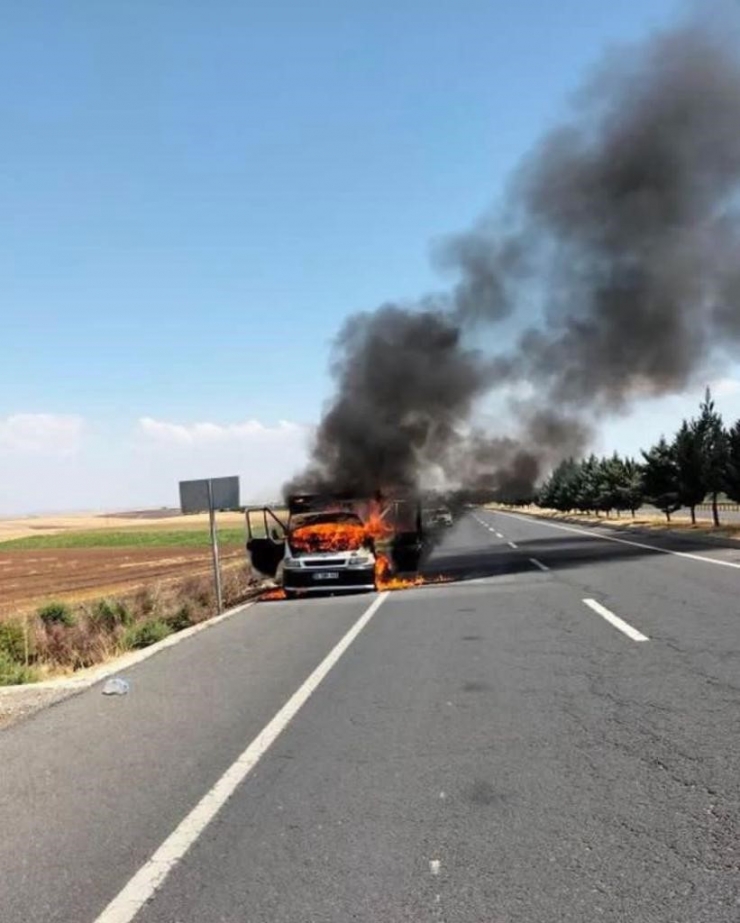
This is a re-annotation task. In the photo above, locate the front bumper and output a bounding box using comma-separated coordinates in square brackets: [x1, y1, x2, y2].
[283, 565, 376, 592]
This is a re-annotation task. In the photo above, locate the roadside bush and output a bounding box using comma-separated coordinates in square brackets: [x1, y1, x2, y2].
[179, 576, 214, 610]
[37, 601, 75, 628]
[164, 605, 194, 633]
[121, 619, 172, 651]
[35, 619, 113, 670]
[34, 622, 74, 669]
[0, 652, 38, 686]
[131, 586, 156, 617]
[0, 620, 31, 664]
[89, 598, 132, 632]
[5, 568, 247, 685]
[222, 567, 252, 608]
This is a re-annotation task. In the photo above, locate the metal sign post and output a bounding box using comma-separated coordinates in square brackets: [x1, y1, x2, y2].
[206, 479, 224, 612]
[179, 476, 240, 614]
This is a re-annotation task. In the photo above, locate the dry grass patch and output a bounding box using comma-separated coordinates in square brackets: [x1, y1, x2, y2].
[490, 504, 740, 541]
[0, 565, 262, 686]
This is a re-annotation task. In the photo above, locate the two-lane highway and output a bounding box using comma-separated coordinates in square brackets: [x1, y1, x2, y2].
[2, 511, 740, 921]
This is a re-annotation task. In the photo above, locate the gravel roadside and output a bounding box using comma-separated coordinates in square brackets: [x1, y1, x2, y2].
[0, 686, 80, 729]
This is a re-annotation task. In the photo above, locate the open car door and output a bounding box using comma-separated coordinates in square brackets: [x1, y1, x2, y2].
[386, 497, 424, 573]
[245, 507, 287, 578]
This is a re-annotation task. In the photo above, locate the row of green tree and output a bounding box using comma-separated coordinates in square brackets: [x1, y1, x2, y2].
[537, 390, 740, 526]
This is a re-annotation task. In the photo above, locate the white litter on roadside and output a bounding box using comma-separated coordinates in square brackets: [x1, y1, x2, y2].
[102, 678, 130, 696]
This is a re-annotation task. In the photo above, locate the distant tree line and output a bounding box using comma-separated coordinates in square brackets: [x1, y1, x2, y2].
[536, 389, 740, 526]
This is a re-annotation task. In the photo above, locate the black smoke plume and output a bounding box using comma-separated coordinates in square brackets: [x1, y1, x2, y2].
[288, 18, 740, 500]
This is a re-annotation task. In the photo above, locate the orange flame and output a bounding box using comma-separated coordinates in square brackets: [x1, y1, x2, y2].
[374, 552, 425, 591]
[259, 587, 286, 601]
[290, 521, 367, 554]
[363, 504, 396, 541]
[367, 503, 429, 590]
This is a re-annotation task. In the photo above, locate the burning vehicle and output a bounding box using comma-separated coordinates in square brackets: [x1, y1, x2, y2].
[246, 492, 425, 598]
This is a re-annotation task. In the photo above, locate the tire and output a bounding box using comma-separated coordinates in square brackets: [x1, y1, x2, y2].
[284, 590, 298, 600]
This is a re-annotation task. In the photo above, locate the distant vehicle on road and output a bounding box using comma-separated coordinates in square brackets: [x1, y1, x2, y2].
[429, 507, 453, 528]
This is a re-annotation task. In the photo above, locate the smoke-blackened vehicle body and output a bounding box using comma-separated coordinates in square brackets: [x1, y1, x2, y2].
[246, 492, 424, 598]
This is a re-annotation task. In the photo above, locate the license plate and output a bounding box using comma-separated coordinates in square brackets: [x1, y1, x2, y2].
[313, 572, 339, 581]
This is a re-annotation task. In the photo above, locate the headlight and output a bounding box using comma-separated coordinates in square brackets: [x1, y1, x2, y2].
[283, 556, 299, 568]
[348, 552, 374, 567]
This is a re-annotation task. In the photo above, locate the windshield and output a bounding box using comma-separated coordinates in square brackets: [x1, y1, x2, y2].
[289, 511, 361, 529]
[288, 512, 368, 554]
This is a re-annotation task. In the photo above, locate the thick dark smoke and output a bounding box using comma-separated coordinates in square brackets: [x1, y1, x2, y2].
[290, 306, 491, 495]
[513, 24, 740, 407]
[288, 19, 740, 500]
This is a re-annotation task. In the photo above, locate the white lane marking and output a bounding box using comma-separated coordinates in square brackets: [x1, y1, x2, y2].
[507, 541, 518, 549]
[529, 557, 549, 572]
[496, 511, 740, 571]
[583, 598, 649, 642]
[475, 515, 504, 541]
[93, 593, 390, 923]
[429, 859, 441, 876]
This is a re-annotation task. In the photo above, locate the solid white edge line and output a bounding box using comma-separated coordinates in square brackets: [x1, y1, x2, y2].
[93, 592, 390, 923]
[529, 557, 549, 572]
[496, 510, 740, 571]
[583, 598, 649, 642]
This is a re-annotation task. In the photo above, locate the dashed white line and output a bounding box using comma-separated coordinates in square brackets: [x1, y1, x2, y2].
[507, 541, 518, 549]
[529, 557, 549, 572]
[475, 516, 506, 541]
[93, 593, 390, 923]
[583, 598, 649, 643]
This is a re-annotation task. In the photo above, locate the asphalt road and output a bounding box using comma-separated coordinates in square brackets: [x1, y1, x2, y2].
[2, 511, 740, 921]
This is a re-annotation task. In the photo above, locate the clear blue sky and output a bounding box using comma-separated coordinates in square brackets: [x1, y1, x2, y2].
[6, 0, 725, 512]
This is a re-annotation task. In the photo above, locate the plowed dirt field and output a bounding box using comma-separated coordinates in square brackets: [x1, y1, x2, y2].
[0, 546, 247, 615]
[0, 510, 250, 616]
